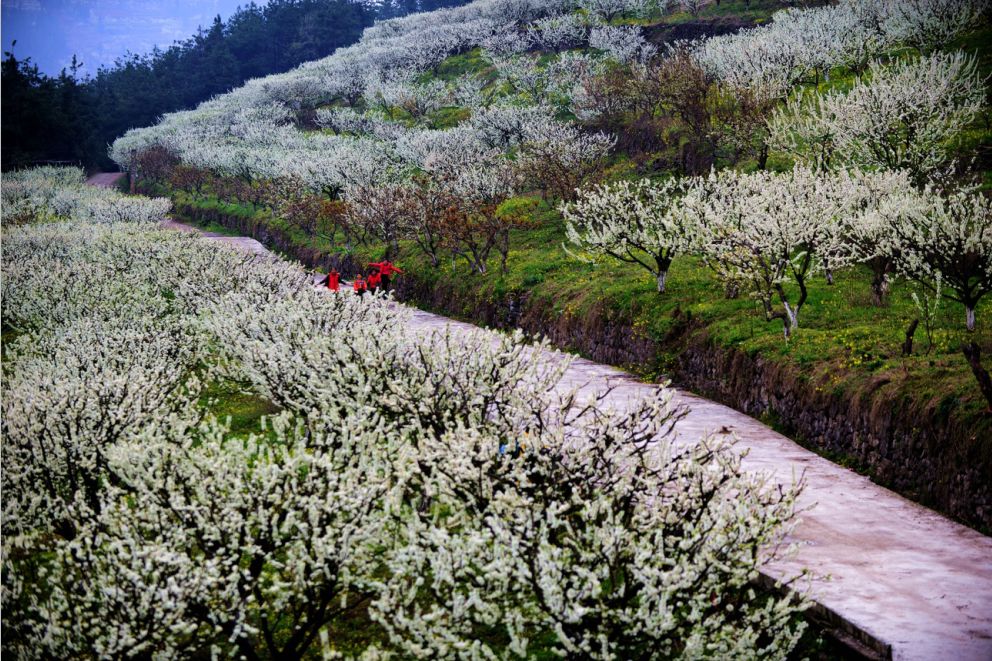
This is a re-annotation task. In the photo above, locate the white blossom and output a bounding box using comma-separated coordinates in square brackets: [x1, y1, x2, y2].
[562, 178, 700, 292]
[769, 52, 987, 183]
[686, 167, 869, 339]
[589, 25, 655, 64]
[4, 168, 808, 658]
[883, 187, 992, 331]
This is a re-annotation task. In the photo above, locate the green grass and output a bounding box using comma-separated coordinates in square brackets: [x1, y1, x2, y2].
[424, 47, 493, 82]
[198, 378, 280, 438]
[640, 0, 786, 25]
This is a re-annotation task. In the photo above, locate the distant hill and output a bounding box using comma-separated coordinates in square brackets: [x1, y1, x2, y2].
[1, 0, 470, 170]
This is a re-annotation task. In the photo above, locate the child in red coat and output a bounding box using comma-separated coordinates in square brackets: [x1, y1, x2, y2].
[366, 271, 382, 293]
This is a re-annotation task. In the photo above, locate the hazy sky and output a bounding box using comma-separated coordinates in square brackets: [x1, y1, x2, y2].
[2, 0, 253, 76]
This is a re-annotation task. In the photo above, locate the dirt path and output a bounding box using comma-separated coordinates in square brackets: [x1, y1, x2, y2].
[152, 214, 992, 660]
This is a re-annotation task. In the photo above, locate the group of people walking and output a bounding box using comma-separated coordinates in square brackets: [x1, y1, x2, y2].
[318, 260, 403, 295]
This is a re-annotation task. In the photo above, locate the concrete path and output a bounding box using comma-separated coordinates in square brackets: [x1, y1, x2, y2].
[404, 308, 992, 661]
[161, 219, 269, 255]
[85, 172, 126, 189]
[160, 215, 992, 660]
[86, 174, 269, 255]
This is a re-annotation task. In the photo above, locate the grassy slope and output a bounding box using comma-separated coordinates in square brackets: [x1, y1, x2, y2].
[400, 199, 991, 433]
[199, 378, 280, 438]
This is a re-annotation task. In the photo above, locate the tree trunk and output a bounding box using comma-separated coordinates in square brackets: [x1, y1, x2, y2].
[902, 318, 918, 356]
[757, 143, 769, 171]
[870, 273, 890, 306]
[962, 342, 992, 412]
[783, 300, 798, 335]
[656, 270, 668, 293]
[967, 306, 976, 332]
[780, 317, 793, 340]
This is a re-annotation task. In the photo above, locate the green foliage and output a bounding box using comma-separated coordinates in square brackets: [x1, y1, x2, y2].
[428, 47, 493, 81]
[428, 105, 472, 128]
[198, 378, 280, 438]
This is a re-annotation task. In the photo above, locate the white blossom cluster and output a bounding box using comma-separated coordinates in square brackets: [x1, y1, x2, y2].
[689, 0, 989, 101]
[589, 24, 656, 64]
[683, 167, 912, 337]
[2, 166, 171, 226]
[562, 177, 700, 292]
[879, 185, 992, 331]
[106, 0, 990, 198]
[769, 51, 987, 183]
[3, 169, 809, 658]
[578, 0, 663, 22]
[107, 0, 656, 199]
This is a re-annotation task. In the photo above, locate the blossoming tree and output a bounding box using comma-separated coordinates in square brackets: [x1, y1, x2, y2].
[561, 178, 701, 293]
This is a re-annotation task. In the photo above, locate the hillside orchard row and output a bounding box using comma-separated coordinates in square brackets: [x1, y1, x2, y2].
[107, 0, 990, 326]
[563, 166, 990, 337]
[110, 0, 990, 192]
[2, 167, 809, 658]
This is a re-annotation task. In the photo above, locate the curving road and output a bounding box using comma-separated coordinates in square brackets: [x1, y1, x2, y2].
[87, 176, 992, 661]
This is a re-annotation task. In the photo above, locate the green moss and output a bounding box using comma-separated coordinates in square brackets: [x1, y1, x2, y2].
[429, 105, 472, 129]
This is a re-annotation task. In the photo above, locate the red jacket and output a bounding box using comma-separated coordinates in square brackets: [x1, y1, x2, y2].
[368, 261, 404, 277]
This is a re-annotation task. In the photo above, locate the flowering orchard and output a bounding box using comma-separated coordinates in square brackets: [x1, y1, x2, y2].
[104, 0, 991, 476]
[2, 168, 809, 658]
[768, 52, 987, 183]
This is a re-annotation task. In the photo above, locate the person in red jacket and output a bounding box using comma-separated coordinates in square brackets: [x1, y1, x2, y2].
[366, 271, 382, 293]
[368, 261, 404, 291]
[353, 275, 367, 296]
[319, 268, 340, 291]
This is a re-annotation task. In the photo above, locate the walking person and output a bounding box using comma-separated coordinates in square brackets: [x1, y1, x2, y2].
[366, 270, 382, 294]
[368, 261, 403, 291]
[319, 268, 340, 291]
